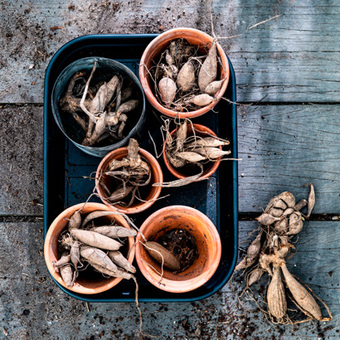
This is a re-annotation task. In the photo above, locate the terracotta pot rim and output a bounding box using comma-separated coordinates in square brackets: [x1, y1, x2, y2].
[135, 205, 222, 293]
[44, 203, 135, 295]
[95, 147, 163, 214]
[162, 123, 221, 180]
[139, 27, 230, 119]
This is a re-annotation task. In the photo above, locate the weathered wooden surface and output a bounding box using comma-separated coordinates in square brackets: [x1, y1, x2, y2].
[0, 0, 339, 103]
[0, 105, 43, 216]
[0, 0, 339, 338]
[238, 104, 340, 213]
[0, 221, 338, 339]
[2, 104, 340, 216]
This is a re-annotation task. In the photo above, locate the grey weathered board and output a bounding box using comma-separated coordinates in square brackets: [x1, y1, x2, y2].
[0, 221, 338, 339]
[0, 0, 339, 338]
[1, 104, 340, 216]
[238, 104, 340, 214]
[0, 0, 339, 103]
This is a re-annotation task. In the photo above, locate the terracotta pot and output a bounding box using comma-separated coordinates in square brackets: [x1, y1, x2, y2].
[139, 27, 230, 119]
[163, 123, 221, 180]
[135, 205, 222, 293]
[44, 203, 135, 295]
[95, 147, 163, 214]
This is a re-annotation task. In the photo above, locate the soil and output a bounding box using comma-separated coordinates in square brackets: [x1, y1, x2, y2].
[158, 228, 198, 272]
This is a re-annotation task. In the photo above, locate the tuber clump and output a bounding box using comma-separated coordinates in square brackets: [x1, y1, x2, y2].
[96, 138, 153, 207]
[163, 118, 230, 183]
[234, 184, 332, 324]
[59, 62, 141, 147]
[149, 38, 227, 112]
[54, 209, 136, 287]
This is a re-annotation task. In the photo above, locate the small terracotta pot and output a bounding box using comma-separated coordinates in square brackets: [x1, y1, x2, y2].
[139, 27, 230, 119]
[44, 203, 135, 295]
[95, 147, 163, 214]
[135, 205, 222, 293]
[163, 123, 221, 180]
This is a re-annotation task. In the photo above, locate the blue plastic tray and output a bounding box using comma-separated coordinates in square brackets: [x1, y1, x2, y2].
[43, 34, 238, 302]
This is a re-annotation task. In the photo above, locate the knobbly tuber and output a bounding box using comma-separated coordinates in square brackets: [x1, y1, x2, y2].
[163, 118, 230, 182]
[281, 262, 322, 320]
[91, 263, 133, 280]
[80, 246, 118, 272]
[145, 241, 181, 271]
[68, 210, 82, 229]
[70, 229, 122, 251]
[97, 138, 152, 207]
[185, 93, 214, 107]
[53, 252, 71, 270]
[158, 77, 177, 107]
[198, 40, 217, 93]
[234, 185, 332, 324]
[91, 226, 137, 238]
[150, 38, 226, 112]
[55, 209, 135, 288]
[59, 261, 74, 287]
[204, 79, 225, 96]
[267, 265, 287, 320]
[176, 60, 196, 92]
[59, 62, 140, 147]
[108, 251, 136, 273]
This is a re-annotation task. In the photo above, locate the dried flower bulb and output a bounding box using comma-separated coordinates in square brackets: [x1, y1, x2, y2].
[247, 267, 265, 286]
[255, 213, 281, 226]
[282, 207, 295, 217]
[287, 219, 304, 236]
[279, 191, 296, 208]
[273, 217, 288, 234]
[295, 199, 308, 211]
[267, 266, 287, 319]
[306, 183, 315, 218]
[265, 196, 287, 212]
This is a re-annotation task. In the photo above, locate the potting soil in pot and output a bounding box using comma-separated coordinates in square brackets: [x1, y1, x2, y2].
[157, 229, 198, 272]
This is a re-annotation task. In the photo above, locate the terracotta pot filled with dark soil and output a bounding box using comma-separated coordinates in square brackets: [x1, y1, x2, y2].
[135, 205, 222, 293]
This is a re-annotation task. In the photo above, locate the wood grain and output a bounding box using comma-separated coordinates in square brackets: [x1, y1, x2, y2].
[238, 104, 340, 213]
[0, 105, 43, 215]
[0, 221, 337, 339]
[232, 221, 339, 338]
[0, 0, 339, 103]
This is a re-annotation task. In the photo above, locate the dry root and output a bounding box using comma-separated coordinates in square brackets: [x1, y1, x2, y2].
[55, 209, 136, 287]
[161, 118, 230, 186]
[235, 184, 332, 324]
[96, 138, 152, 207]
[59, 62, 140, 147]
[150, 38, 225, 112]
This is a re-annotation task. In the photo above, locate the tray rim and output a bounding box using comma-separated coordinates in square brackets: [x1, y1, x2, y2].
[43, 33, 238, 302]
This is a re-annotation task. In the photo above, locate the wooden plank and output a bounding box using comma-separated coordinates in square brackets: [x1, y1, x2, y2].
[0, 105, 43, 216]
[229, 221, 340, 339]
[1, 104, 340, 216]
[0, 221, 338, 339]
[0, 0, 339, 103]
[230, 51, 340, 102]
[238, 104, 340, 213]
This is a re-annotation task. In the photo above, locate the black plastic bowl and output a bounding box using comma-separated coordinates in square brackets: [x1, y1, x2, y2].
[51, 56, 146, 157]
